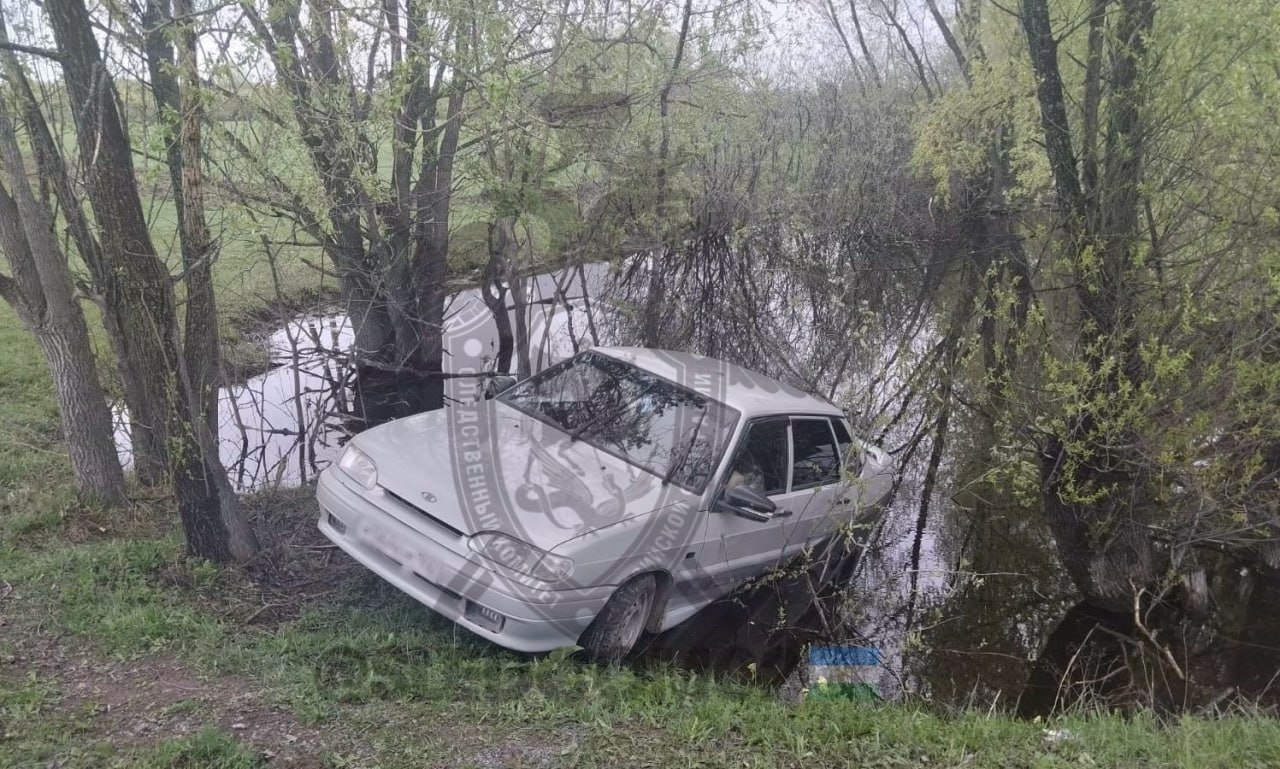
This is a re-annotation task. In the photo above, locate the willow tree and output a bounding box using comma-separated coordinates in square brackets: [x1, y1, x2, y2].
[0, 95, 126, 506]
[30, 0, 258, 561]
[1019, 0, 1161, 607]
[219, 0, 482, 415]
[992, 0, 1280, 703]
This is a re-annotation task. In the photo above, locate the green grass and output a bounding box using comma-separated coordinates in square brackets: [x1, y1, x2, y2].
[4, 521, 1280, 767]
[131, 729, 263, 769]
[4, 537, 228, 656]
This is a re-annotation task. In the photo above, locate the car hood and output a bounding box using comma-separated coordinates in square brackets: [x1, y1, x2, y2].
[349, 399, 696, 551]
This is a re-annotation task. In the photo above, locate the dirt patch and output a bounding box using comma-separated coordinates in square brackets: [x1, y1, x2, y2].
[0, 629, 349, 766]
[0, 489, 368, 765]
[237, 487, 364, 626]
[137, 487, 362, 629]
[462, 726, 583, 769]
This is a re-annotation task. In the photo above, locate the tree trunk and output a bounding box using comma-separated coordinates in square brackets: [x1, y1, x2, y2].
[36, 325, 129, 506]
[407, 231, 447, 410]
[402, 60, 464, 411]
[43, 0, 256, 561]
[0, 16, 167, 486]
[170, 0, 259, 557]
[0, 178, 126, 507]
[643, 0, 694, 348]
[143, 0, 221, 438]
[492, 219, 532, 379]
[173, 0, 220, 436]
[44, 0, 183, 455]
[482, 224, 514, 374]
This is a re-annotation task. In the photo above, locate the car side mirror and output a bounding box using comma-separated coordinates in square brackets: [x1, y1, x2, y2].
[483, 375, 518, 399]
[723, 485, 777, 519]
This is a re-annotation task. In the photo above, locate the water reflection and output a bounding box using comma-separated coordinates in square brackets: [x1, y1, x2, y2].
[113, 314, 355, 490]
[629, 418, 1073, 710]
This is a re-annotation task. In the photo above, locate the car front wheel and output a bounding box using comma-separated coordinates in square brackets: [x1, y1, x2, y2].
[579, 574, 657, 663]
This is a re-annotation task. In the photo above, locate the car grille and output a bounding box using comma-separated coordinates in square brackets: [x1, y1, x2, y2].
[383, 489, 465, 538]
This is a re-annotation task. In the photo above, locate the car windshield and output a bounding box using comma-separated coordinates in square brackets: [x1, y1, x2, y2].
[498, 352, 739, 492]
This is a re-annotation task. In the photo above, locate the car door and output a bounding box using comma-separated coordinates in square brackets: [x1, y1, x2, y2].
[697, 415, 830, 593]
[785, 416, 846, 548]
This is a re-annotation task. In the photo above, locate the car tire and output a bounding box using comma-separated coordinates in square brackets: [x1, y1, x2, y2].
[579, 574, 657, 663]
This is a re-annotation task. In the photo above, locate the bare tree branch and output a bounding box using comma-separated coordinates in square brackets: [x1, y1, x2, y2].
[0, 41, 63, 61]
[924, 0, 969, 82]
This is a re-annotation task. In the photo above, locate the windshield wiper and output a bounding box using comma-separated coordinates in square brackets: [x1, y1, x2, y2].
[663, 404, 708, 486]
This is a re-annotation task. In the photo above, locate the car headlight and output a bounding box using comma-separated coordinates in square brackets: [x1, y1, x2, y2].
[338, 445, 378, 490]
[467, 532, 575, 583]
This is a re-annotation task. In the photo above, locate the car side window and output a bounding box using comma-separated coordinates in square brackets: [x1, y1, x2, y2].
[724, 419, 789, 496]
[791, 418, 841, 490]
[829, 418, 862, 475]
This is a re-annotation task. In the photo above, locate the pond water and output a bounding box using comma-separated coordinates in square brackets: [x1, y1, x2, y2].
[634, 410, 1074, 707]
[114, 264, 612, 491]
[113, 258, 1074, 709]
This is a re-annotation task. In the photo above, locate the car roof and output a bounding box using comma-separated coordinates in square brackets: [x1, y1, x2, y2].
[591, 346, 843, 419]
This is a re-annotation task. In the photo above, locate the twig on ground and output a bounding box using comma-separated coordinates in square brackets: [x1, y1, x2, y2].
[240, 602, 284, 626]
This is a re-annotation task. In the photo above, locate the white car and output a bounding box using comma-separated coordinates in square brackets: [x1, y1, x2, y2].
[317, 347, 893, 660]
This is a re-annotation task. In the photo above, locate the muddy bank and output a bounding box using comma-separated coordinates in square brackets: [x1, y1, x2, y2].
[220, 288, 342, 385]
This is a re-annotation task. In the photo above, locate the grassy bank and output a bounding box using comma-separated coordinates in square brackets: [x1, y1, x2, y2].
[4, 304, 1280, 768]
[5, 520, 1279, 768]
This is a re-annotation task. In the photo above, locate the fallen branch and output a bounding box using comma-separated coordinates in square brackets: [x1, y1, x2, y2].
[349, 356, 508, 381]
[1132, 583, 1187, 682]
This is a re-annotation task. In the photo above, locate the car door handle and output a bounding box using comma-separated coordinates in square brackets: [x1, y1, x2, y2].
[727, 506, 793, 522]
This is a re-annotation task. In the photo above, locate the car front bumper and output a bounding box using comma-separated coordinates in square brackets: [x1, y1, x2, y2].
[316, 468, 611, 653]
